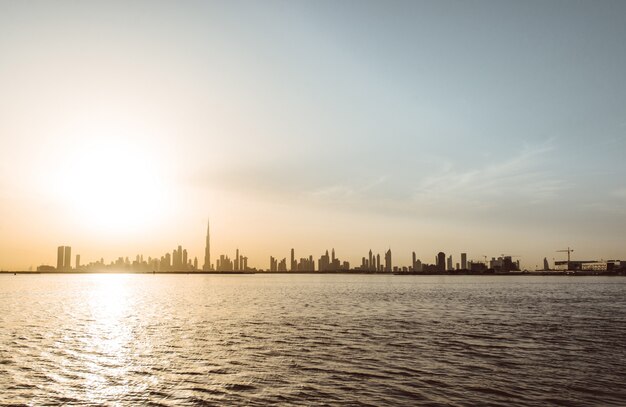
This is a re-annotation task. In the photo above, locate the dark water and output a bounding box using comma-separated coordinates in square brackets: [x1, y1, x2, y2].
[1, 274, 625, 406]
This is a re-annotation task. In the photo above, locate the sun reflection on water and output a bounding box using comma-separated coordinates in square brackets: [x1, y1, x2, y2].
[80, 274, 143, 402]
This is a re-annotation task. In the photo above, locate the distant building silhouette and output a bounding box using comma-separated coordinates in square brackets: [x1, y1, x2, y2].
[57, 246, 64, 271]
[437, 252, 445, 273]
[57, 246, 71, 271]
[270, 256, 277, 272]
[64, 246, 71, 271]
[203, 219, 211, 271]
[216, 254, 233, 271]
[385, 249, 392, 272]
[163, 252, 171, 270]
[318, 248, 348, 271]
[319, 250, 330, 271]
[461, 253, 467, 270]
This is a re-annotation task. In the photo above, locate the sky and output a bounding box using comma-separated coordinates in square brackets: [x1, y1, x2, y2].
[1, 0, 625, 270]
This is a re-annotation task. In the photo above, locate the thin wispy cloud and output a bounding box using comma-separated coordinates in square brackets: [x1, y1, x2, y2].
[412, 141, 570, 208]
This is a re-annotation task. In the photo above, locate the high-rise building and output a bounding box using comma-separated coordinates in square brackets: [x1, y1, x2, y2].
[64, 246, 71, 271]
[385, 249, 392, 272]
[319, 250, 330, 271]
[235, 249, 239, 271]
[437, 252, 446, 273]
[76, 254, 80, 270]
[164, 253, 171, 270]
[177, 245, 183, 269]
[461, 253, 467, 270]
[270, 256, 278, 271]
[376, 253, 381, 272]
[203, 219, 211, 271]
[216, 254, 234, 271]
[290, 248, 296, 271]
[447, 255, 453, 271]
[369, 250, 373, 271]
[543, 257, 549, 270]
[57, 246, 64, 271]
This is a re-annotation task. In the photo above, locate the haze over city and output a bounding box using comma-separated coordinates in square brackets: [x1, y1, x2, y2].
[1, 1, 625, 270]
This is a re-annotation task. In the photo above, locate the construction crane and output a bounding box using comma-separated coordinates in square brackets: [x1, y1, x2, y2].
[556, 247, 574, 263]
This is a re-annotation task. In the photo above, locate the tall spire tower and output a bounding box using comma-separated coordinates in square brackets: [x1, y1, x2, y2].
[203, 219, 211, 271]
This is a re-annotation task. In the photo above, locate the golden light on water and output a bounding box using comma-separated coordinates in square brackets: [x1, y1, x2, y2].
[81, 274, 144, 401]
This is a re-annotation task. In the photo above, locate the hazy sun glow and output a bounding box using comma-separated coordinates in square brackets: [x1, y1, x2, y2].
[49, 122, 172, 235]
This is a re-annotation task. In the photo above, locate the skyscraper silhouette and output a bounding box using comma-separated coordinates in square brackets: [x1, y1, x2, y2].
[385, 249, 392, 272]
[57, 246, 64, 271]
[57, 246, 71, 271]
[64, 246, 71, 271]
[203, 219, 211, 271]
[437, 252, 446, 273]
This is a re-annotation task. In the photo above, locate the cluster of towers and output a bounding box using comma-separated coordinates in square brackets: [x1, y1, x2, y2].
[215, 249, 249, 272]
[270, 248, 315, 272]
[56, 246, 76, 271]
[357, 249, 392, 272]
[157, 245, 198, 271]
[318, 249, 350, 271]
[270, 248, 351, 272]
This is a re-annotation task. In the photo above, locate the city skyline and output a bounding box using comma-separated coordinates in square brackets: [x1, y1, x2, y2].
[23, 219, 620, 273]
[6, 213, 622, 271]
[1, 1, 625, 269]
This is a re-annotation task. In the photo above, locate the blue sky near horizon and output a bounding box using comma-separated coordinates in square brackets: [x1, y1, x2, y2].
[0, 1, 625, 269]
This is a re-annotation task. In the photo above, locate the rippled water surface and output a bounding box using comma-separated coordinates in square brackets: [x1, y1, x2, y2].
[1, 274, 625, 406]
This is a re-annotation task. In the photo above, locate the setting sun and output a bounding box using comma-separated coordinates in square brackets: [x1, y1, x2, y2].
[48, 123, 172, 235]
